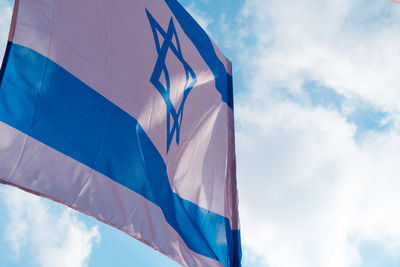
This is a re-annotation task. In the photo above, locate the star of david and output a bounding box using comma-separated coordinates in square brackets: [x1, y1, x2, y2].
[146, 10, 197, 153]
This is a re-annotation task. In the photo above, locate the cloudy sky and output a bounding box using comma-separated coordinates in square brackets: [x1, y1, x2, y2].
[2, 0, 400, 266]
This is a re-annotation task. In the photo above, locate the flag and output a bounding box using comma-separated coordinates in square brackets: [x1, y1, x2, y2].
[0, 0, 241, 266]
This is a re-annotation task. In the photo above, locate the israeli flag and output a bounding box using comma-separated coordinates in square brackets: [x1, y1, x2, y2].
[0, 0, 241, 266]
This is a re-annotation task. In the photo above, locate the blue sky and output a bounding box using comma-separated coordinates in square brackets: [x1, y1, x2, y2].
[2, 0, 400, 266]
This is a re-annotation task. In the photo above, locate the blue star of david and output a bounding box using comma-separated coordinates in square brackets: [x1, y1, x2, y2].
[146, 10, 197, 153]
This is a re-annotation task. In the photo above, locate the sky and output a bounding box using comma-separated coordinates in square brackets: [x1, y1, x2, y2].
[1, 0, 400, 266]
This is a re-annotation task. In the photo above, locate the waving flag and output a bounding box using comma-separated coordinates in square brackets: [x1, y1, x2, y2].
[0, 0, 241, 266]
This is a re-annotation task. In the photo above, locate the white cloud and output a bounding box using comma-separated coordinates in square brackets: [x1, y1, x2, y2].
[1, 187, 100, 267]
[184, 3, 212, 33]
[239, 0, 400, 112]
[233, 0, 400, 266]
[236, 99, 400, 267]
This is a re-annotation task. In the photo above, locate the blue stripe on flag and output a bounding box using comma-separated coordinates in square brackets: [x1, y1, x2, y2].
[0, 42, 240, 267]
[164, 0, 234, 109]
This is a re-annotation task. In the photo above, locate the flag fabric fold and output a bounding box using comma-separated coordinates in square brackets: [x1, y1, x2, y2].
[0, 0, 241, 266]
